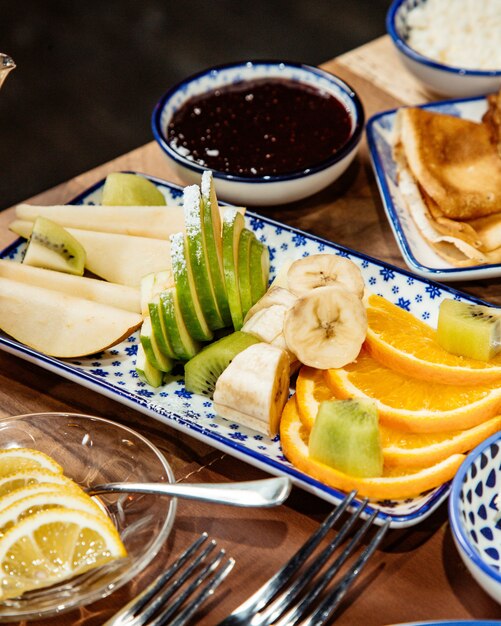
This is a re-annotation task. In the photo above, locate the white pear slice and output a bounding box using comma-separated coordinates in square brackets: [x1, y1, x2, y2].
[0, 259, 140, 313]
[10, 220, 171, 288]
[0, 277, 142, 358]
[15, 204, 246, 240]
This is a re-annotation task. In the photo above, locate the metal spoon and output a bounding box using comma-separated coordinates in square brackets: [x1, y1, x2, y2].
[87, 475, 291, 508]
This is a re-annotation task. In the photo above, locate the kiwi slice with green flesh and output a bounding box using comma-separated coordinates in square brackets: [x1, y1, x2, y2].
[309, 398, 383, 478]
[437, 298, 501, 361]
[23, 216, 86, 276]
[184, 331, 261, 396]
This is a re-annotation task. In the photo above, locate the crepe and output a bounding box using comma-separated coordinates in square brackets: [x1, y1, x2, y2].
[393, 98, 501, 267]
[483, 90, 501, 158]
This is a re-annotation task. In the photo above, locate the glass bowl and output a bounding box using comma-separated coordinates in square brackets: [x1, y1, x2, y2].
[0, 412, 177, 621]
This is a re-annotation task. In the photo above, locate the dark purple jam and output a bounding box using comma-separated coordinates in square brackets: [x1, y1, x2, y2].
[166, 78, 352, 177]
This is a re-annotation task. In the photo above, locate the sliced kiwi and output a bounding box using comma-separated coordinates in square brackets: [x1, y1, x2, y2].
[437, 298, 501, 361]
[23, 216, 86, 276]
[184, 330, 260, 396]
[309, 398, 383, 478]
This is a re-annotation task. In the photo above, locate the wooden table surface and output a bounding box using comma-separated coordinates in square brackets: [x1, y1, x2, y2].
[1, 36, 500, 625]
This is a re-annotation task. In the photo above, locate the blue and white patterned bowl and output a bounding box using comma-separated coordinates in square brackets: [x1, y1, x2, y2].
[387, 0, 501, 98]
[449, 432, 501, 605]
[151, 61, 364, 206]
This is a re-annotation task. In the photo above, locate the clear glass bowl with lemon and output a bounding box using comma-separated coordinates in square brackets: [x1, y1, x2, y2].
[0, 413, 176, 621]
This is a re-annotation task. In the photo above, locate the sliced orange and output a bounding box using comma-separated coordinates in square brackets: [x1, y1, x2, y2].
[280, 395, 465, 500]
[295, 363, 501, 467]
[296, 365, 337, 430]
[380, 415, 501, 467]
[366, 294, 501, 385]
[325, 347, 501, 433]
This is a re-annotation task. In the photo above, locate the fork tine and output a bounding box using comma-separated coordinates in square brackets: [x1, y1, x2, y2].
[148, 549, 230, 626]
[168, 556, 236, 626]
[300, 517, 391, 626]
[257, 499, 368, 626]
[103, 533, 210, 626]
[218, 490, 357, 626]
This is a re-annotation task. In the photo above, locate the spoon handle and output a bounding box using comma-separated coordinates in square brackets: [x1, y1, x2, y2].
[88, 476, 291, 508]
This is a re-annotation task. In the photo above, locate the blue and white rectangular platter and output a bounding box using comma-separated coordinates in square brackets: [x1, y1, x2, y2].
[0, 173, 484, 528]
[366, 96, 500, 282]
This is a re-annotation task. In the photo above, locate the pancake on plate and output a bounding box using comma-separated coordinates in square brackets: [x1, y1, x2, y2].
[393, 95, 501, 267]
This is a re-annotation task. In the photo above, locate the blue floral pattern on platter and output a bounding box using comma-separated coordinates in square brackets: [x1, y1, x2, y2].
[366, 96, 501, 282]
[449, 431, 501, 597]
[0, 173, 491, 528]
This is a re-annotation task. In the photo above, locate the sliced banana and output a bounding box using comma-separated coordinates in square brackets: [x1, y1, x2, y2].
[213, 342, 290, 436]
[284, 285, 367, 369]
[286, 254, 365, 298]
[243, 286, 297, 324]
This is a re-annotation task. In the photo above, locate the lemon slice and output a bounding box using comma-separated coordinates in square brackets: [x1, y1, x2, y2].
[0, 507, 127, 600]
[0, 448, 63, 476]
[0, 490, 109, 537]
[0, 469, 81, 498]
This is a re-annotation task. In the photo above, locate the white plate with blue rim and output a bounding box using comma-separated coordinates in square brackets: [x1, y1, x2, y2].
[0, 173, 494, 529]
[366, 95, 500, 282]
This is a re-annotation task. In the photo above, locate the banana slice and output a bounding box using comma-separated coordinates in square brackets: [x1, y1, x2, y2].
[286, 254, 365, 298]
[213, 342, 290, 436]
[284, 285, 367, 369]
[243, 286, 297, 324]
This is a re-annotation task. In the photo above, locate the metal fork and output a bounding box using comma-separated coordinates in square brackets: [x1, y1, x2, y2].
[104, 533, 235, 626]
[219, 491, 390, 626]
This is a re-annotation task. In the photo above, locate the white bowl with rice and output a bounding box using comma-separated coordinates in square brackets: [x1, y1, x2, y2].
[387, 0, 501, 98]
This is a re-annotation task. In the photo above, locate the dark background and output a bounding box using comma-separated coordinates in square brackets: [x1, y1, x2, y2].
[0, 1, 388, 209]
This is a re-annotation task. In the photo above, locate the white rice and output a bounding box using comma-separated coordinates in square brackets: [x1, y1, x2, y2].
[406, 0, 501, 71]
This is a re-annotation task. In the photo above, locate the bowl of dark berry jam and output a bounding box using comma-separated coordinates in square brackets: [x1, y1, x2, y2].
[151, 61, 364, 206]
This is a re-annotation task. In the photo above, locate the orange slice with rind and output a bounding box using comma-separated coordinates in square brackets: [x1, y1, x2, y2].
[280, 395, 465, 500]
[325, 347, 501, 433]
[365, 294, 501, 385]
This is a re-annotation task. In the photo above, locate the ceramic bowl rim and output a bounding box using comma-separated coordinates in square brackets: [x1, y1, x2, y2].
[448, 430, 501, 586]
[151, 59, 365, 184]
[0, 412, 177, 620]
[386, 0, 501, 78]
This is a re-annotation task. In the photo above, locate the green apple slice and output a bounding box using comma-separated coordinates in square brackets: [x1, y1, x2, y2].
[237, 229, 254, 319]
[222, 209, 245, 330]
[159, 287, 200, 361]
[184, 184, 225, 330]
[249, 237, 270, 304]
[140, 269, 175, 316]
[170, 231, 213, 342]
[102, 172, 166, 206]
[136, 343, 163, 387]
[140, 316, 173, 373]
[148, 296, 176, 360]
[23, 217, 86, 276]
[201, 171, 232, 327]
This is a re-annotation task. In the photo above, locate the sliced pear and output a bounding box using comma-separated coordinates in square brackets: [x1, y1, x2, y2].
[15, 204, 246, 240]
[0, 277, 142, 358]
[10, 220, 171, 288]
[0, 259, 140, 313]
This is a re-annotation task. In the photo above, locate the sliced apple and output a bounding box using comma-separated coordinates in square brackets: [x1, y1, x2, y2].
[237, 229, 254, 319]
[159, 287, 200, 361]
[136, 343, 163, 388]
[0, 259, 140, 313]
[184, 184, 225, 330]
[148, 296, 176, 359]
[170, 232, 213, 342]
[140, 270, 175, 316]
[0, 277, 142, 358]
[201, 171, 232, 327]
[10, 220, 171, 288]
[140, 317, 174, 373]
[15, 204, 246, 240]
[222, 209, 245, 330]
[249, 237, 270, 304]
